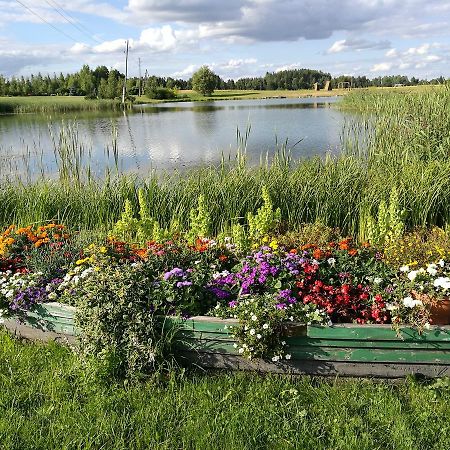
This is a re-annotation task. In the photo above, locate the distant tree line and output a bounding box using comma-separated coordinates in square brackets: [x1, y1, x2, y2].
[0, 64, 447, 98]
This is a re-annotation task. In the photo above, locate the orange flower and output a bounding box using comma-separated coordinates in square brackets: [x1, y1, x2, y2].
[313, 248, 324, 260]
[348, 249, 358, 256]
[289, 248, 297, 255]
[219, 255, 228, 262]
[362, 241, 371, 248]
[338, 238, 352, 250]
[34, 239, 43, 248]
[301, 243, 317, 251]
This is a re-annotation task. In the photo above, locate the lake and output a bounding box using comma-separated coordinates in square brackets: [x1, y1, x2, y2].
[0, 97, 348, 177]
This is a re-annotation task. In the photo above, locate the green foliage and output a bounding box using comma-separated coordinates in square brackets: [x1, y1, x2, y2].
[145, 85, 176, 100]
[362, 187, 406, 246]
[74, 263, 178, 379]
[248, 186, 281, 242]
[191, 66, 217, 96]
[231, 223, 249, 251]
[188, 194, 211, 243]
[112, 199, 139, 240]
[215, 294, 326, 361]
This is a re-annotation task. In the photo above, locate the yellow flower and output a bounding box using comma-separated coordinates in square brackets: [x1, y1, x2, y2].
[269, 240, 279, 250]
[99, 246, 107, 254]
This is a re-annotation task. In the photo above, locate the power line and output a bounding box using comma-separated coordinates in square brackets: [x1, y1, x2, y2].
[14, 0, 79, 43]
[44, 0, 102, 44]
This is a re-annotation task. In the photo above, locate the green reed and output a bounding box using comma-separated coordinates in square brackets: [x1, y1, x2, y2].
[0, 87, 449, 236]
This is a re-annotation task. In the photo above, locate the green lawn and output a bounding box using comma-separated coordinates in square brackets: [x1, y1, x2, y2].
[0, 330, 449, 450]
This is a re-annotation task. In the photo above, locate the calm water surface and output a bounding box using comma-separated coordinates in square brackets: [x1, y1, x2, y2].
[0, 97, 348, 175]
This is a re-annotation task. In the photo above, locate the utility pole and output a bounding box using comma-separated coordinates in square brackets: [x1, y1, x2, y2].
[122, 39, 129, 104]
[138, 57, 142, 97]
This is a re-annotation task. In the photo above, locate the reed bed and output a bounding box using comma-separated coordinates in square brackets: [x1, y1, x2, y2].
[0, 96, 124, 114]
[0, 87, 449, 237]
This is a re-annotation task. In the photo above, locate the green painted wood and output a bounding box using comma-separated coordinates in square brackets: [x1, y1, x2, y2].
[35, 302, 76, 319]
[307, 325, 450, 341]
[288, 336, 450, 350]
[289, 346, 450, 363]
[23, 315, 77, 335]
[178, 339, 450, 363]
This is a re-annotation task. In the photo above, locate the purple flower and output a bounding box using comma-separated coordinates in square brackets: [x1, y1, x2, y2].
[10, 286, 48, 311]
[228, 300, 238, 308]
[276, 303, 287, 310]
[176, 281, 192, 288]
[209, 287, 231, 299]
[164, 267, 185, 280]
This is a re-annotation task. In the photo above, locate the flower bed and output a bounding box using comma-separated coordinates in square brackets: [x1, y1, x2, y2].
[3, 302, 450, 378]
[1, 219, 450, 378]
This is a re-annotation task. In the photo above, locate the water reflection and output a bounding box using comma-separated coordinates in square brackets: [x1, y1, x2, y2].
[0, 97, 346, 177]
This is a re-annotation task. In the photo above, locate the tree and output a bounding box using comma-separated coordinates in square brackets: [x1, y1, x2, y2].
[191, 66, 217, 96]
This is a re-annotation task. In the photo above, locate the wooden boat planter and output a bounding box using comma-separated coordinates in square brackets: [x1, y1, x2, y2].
[3, 302, 450, 378]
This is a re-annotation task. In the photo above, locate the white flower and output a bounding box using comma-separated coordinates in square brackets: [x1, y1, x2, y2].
[426, 264, 438, 276]
[434, 277, 450, 290]
[262, 323, 269, 329]
[402, 296, 423, 308]
[438, 260, 445, 268]
[251, 314, 257, 321]
[424, 322, 431, 330]
[385, 303, 398, 311]
[373, 277, 383, 285]
[281, 341, 286, 346]
[272, 355, 280, 362]
[285, 354, 292, 360]
[233, 343, 238, 348]
[289, 316, 294, 321]
[407, 271, 418, 281]
[400, 265, 409, 272]
[238, 347, 244, 354]
[249, 329, 256, 335]
[327, 258, 336, 266]
[256, 334, 262, 339]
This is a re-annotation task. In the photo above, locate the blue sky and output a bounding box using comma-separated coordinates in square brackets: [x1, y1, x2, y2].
[1, 0, 450, 79]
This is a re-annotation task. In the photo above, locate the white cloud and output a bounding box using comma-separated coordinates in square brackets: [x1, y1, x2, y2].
[327, 38, 390, 54]
[370, 62, 393, 72]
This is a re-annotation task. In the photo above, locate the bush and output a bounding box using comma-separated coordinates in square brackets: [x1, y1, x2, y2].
[145, 86, 176, 100]
[74, 263, 178, 379]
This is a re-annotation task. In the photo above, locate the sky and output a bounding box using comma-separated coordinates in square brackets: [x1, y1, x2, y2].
[1, 0, 450, 80]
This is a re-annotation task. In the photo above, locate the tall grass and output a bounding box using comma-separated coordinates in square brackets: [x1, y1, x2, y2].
[0, 96, 125, 114]
[0, 87, 449, 236]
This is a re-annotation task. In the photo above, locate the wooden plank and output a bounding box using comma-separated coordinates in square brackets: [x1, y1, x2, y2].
[21, 315, 78, 336]
[2, 318, 76, 345]
[287, 336, 450, 350]
[308, 324, 450, 341]
[179, 351, 450, 378]
[35, 302, 76, 319]
[289, 346, 450, 363]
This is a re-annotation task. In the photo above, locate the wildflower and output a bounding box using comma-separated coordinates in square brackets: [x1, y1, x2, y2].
[249, 329, 256, 335]
[256, 334, 262, 339]
[262, 323, 269, 329]
[327, 257, 336, 267]
[238, 348, 244, 354]
[285, 354, 292, 360]
[272, 355, 280, 362]
[399, 265, 409, 272]
[251, 314, 258, 321]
